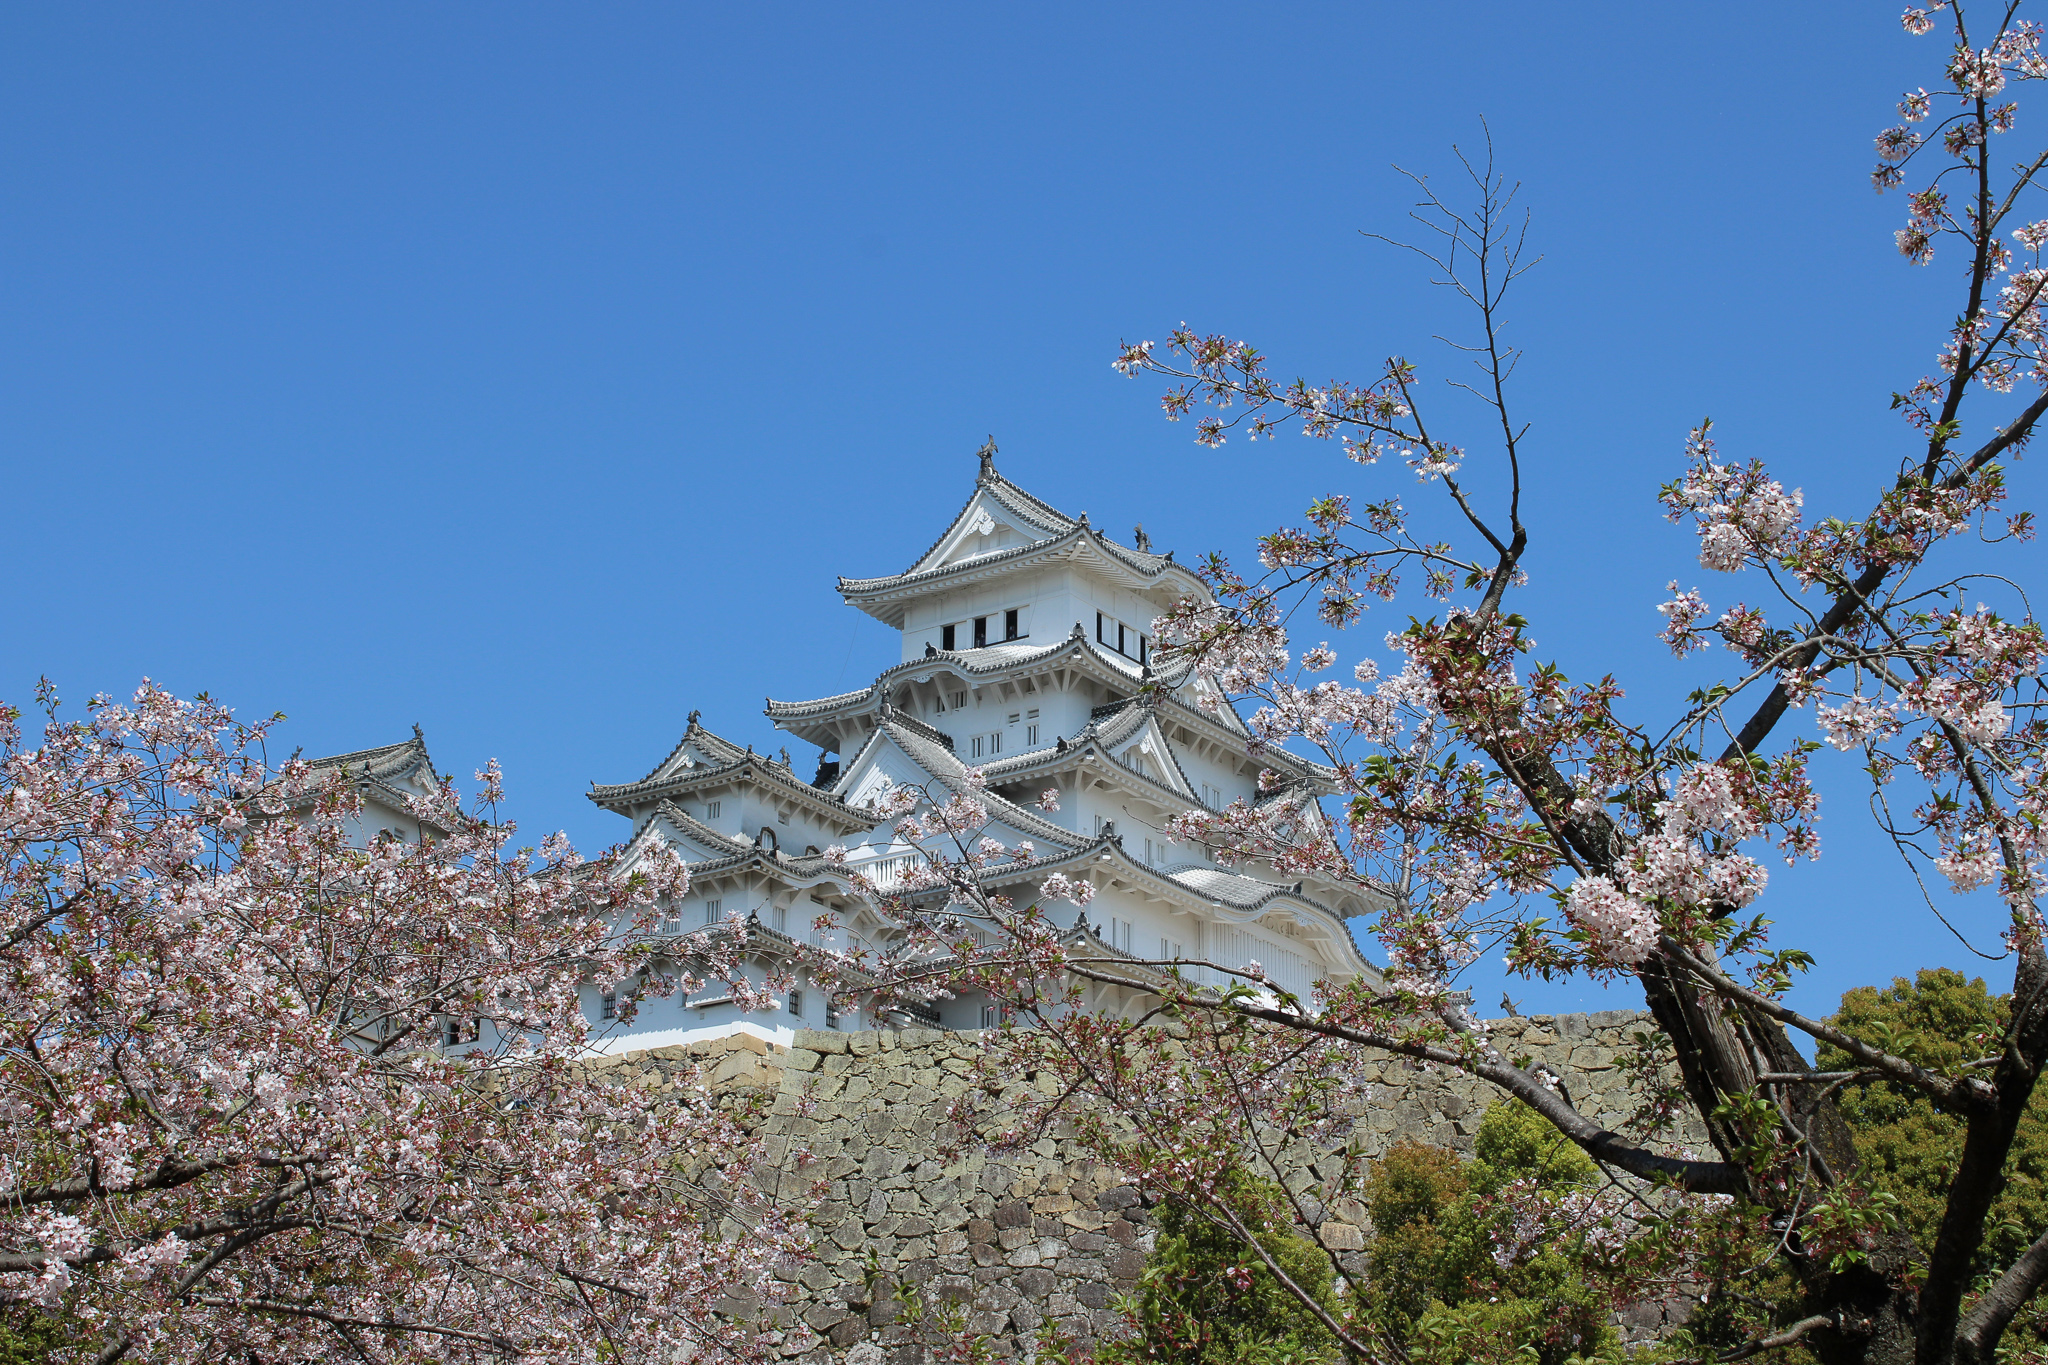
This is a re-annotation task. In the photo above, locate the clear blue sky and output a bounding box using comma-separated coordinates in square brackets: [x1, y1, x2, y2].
[4, 4, 2035, 1019]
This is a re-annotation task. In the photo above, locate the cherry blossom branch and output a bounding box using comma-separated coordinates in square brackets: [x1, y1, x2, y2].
[1056, 960, 1745, 1194]
[189, 1297, 520, 1352]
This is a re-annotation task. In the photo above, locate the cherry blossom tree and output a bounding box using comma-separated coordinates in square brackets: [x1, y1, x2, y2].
[0, 681, 802, 1364]
[820, 5, 2048, 1362]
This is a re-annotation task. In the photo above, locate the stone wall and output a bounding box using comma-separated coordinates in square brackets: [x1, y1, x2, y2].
[592, 1010, 1701, 1362]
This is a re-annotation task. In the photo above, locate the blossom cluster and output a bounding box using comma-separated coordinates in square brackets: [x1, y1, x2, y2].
[0, 682, 800, 1364]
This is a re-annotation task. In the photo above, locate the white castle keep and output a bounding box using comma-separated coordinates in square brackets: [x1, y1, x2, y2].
[309, 445, 1385, 1051]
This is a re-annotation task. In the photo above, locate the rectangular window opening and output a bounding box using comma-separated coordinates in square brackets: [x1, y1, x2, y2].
[941, 623, 956, 651]
[788, 989, 804, 1019]
[599, 990, 617, 1022]
[705, 897, 723, 926]
[973, 616, 988, 648]
[1139, 636, 1148, 665]
[972, 735, 985, 758]
[1004, 608, 1019, 640]
[1096, 612, 1105, 644]
[980, 1004, 999, 1030]
[705, 800, 721, 820]
[950, 690, 966, 710]
[1117, 622, 1127, 655]
[1026, 724, 1038, 745]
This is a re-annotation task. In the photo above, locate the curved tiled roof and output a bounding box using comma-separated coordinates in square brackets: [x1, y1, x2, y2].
[619, 799, 853, 886]
[968, 835, 1381, 979]
[895, 465, 1077, 576]
[833, 711, 1085, 853]
[767, 633, 1162, 729]
[840, 520, 1197, 605]
[264, 728, 451, 831]
[591, 717, 879, 831]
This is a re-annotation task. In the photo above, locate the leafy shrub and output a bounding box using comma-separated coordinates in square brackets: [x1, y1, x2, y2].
[1098, 1170, 1343, 1365]
[1359, 1100, 1620, 1365]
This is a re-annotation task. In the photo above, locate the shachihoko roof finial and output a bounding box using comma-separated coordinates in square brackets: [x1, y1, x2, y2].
[1133, 524, 1151, 552]
[976, 435, 997, 481]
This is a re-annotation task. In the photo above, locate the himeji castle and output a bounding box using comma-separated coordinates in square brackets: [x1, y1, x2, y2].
[576, 443, 1384, 1049]
[293, 445, 1384, 1053]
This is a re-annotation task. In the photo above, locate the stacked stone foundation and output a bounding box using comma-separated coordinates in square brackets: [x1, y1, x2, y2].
[589, 1010, 1702, 1361]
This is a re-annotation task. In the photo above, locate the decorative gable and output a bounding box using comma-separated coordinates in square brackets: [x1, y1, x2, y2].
[1106, 714, 1194, 797]
[912, 488, 1060, 575]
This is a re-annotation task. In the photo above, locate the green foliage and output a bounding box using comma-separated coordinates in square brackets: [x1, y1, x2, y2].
[1358, 1101, 1621, 1365]
[1471, 1093, 1598, 1194]
[0, 1306, 65, 1365]
[1819, 969, 2048, 1276]
[1098, 1170, 1342, 1365]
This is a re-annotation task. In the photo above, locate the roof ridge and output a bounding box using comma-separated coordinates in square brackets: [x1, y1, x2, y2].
[842, 523, 1195, 600]
[869, 716, 1082, 850]
[300, 735, 423, 772]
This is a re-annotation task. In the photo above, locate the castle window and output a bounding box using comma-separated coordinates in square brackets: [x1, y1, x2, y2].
[1117, 622, 1127, 655]
[972, 735, 983, 758]
[704, 897, 723, 926]
[599, 990, 617, 1021]
[980, 1004, 999, 1029]
[1004, 609, 1020, 640]
[941, 623, 956, 651]
[773, 904, 788, 934]
[1008, 712, 1020, 725]
[825, 1002, 841, 1029]
[1109, 917, 1134, 953]
[973, 616, 988, 648]
[1096, 612, 1105, 644]
[1026, 723, 1038, 745]
[705, 800, 721, 820]
[1139, 635, 1148, 665]
[442, 1016, 478, 1046]
[950, 690, 966, 710]
[788, 989, 804, 1019]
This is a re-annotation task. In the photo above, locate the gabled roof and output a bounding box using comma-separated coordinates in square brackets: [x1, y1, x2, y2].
[831, 708, 1086, 853]
[835, 453, 1206, 626]
[590, 714, 879, 833]
[269, 727, 451, 830]
[965, 833, 1381, 981]
[898, 451, 1079, 576]
[616, 799, 852, 888]
[768, 629, 1157, 733]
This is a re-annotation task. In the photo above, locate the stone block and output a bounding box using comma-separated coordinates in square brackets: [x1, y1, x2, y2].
[1319, 1221, 1365, 1251]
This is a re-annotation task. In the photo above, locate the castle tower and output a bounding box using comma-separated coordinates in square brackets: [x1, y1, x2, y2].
[589, 444, 1383, 1044]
